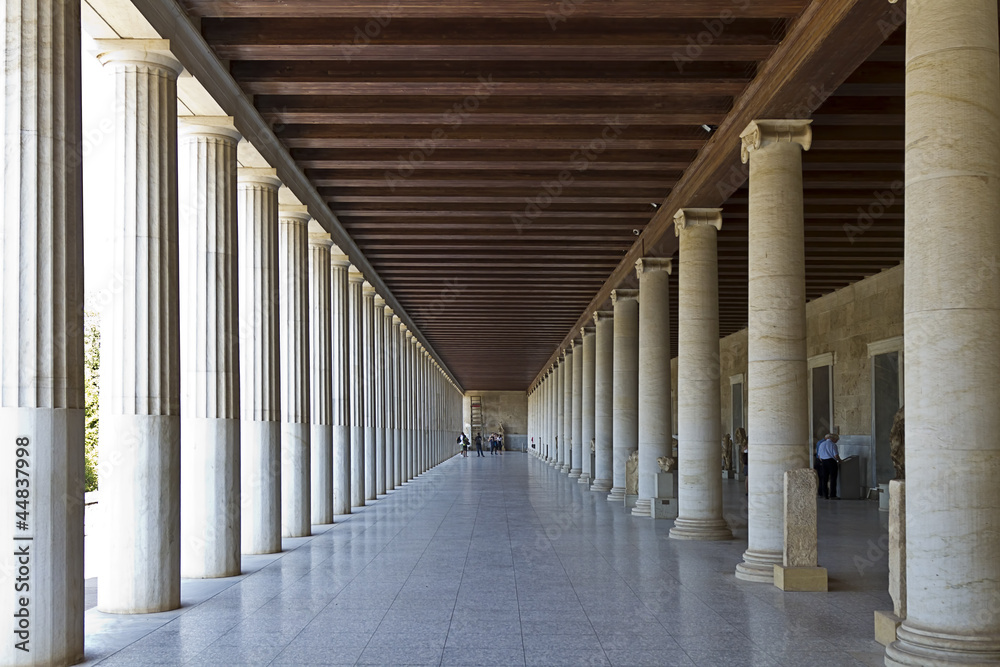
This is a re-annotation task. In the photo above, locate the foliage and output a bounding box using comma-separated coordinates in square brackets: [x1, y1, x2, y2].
[83, 311, 100, 492]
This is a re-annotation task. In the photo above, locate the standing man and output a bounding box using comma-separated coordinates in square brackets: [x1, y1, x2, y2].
[475, 432, 484, 457]
[816, 433, 842, 499]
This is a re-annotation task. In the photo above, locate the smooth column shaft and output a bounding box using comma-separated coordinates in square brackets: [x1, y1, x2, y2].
[608, 291, 639, 502]
[570, 340, 583, 478]
[591, 311, 614, 493]
[580, 329, 596, 485]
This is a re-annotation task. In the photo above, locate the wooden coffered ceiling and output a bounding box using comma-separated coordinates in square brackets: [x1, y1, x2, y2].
[177, 0, 906, 391]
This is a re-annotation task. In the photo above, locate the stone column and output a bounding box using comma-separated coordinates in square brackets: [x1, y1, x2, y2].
[392, 317, 403, 488]
[236, 168, 282, 553]
[591, 309, 614, 493]
[554, 356, 564, 468]
[278, 208, 311, 537]
[735, 119, 811, 583]
[97, 40, 184, 614]
[407, 336, 418, 479]
[178, 117, 242, 577]
[1, 0, 85, 658]
[383, 305, 396, 491]
[633, 259, 673, 517]
[886, 2, 1000, 664]
[562, 348, 574, 472]
[348, 267, 366, 506]
[670, 209, 732, 540]
[401, 327, 412, 482]
[579, 326, 596, 485]
[331, 250, 352, 515]
[374, 295, 387, 496]
[570, 337, 584, 478]
[308, 232, 333, 525]
[361, 282, 377, 501]
[608, 289, 639, 502]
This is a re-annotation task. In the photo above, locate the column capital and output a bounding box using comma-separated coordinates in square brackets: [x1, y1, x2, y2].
[635, 257, 673, 276]
[674, 208, 723, 235]
[383, 305, 394, 316]
[392, 315, 402, 325]
[740, 119, 812, 164]
[237, 167, 281, 189]
[278, 205, 311, 224]
[611, 288, 639, 304]
[593, 309, 614, 323]
[178, 116, 241, 143]
[95, 38, 183, 77]
[567, 339, 577, 351]
[362, 281, 376, 297]
[581, 325, 596, 337]
[348, 265, 365, 283]
[308, 232, 334, 249]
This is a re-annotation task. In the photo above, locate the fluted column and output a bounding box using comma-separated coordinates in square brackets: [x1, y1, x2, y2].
[237, 168, 282, 553]
[392, 317, 404, 488]
[570, 337, 584, 478]
[374, 295, 387, 496]
[405, 330, 416, 480]
[579, 326, 596, 485]
[1, 0, 85, 659]
[886, 2, 1000, 664]
[555, 356, 565, 468]
[562, 348, 573, 473]
[278, 208, 311, 537]
[331, 250, 352, 515]
[408, 335, 419, 479]
[383, 305, 396, 491]
[633, 258, 673, 518]
[671, 209, 732, 540]
[97, 41, 183, 614]
[348, 267, 366, 506]
[308, 232, 333, 525]
[608, 289, 639, 503]
[361, 282, 377, 500]
[735, 119, 811, 583]
[178, 118, 242, 577]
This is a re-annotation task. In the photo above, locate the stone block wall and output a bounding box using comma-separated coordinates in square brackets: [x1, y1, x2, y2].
[464, 390, 528, 437]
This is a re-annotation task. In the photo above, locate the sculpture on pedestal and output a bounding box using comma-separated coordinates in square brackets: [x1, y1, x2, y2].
[722, 433, 733, 472]
[889, 406, 904, 480]
[657, 456, 676, 473]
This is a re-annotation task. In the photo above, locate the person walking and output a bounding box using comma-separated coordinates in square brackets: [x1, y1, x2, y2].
[475, 433, 484, 457]
[496, 433, 503, 456]
[817, 433, 842, 499]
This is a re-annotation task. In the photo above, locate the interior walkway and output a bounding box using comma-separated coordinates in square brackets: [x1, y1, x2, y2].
[82, 453, 890, 666]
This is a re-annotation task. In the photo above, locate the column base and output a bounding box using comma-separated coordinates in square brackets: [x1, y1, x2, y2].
[559, 464, 570, 473]
[669, 517, 733, 541]
[885, 623, 1000, 666]
[568, 468, 582, 478]
[735, 548, 781, 583]
[577, 474, 592, 485]
[606, 487, 625, 502]
[631, 498, 651, 517]
[590, 479, 612, 493]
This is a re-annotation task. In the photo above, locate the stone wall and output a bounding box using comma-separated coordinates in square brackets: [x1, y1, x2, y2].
[464, 390, 528, 436]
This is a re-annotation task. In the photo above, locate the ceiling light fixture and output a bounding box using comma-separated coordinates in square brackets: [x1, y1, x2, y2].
[701, 124, 714, 132]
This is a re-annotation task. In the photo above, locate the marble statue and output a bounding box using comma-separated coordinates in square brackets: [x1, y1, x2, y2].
[590, 438, 595, 453]
[657, 456, 676, 473]
[890, 405, 904, 480]
[722, 433, 733, 471]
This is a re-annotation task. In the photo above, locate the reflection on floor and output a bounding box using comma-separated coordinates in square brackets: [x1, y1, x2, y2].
[81, 453, 890, 666]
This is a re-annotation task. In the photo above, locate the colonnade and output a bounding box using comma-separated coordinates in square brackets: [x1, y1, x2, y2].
[0, 13, 462, 665]
[529, 3, 1000, 663]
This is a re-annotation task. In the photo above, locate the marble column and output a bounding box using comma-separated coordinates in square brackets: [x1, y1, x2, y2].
[555, 355, 565, 468]
[402, 327, 413, 482]
[308, 232, 333, 525]
[392, 317, 404, 488]
[570, 337, 584, 478]
[383, 305, 396, 491]
[562, 348, 573, 473]
[408, 337, 419, 479]
[670, 209, 732, 540]
[374, 295, 387, 496]
[362, 282, 377, 501]
[348, 267, 366, 506]
[608, 289, 639, 503]
[331, 250, 352, 515]
[591, 309, 614, 493]
[579, 326, 596, 485]
[735, 119, 811, 583]
[237, 168, 282, 553]
[278, 208, 311, 537]
[633, 259, 673, 517]
[1, 0, 85, 658]
[886, 1, 1000, 664]
[97, 40, 183, 614]
[178, 118, 242, 577]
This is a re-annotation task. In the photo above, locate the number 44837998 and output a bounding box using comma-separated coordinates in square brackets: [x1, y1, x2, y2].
[14, 438, 29, 526]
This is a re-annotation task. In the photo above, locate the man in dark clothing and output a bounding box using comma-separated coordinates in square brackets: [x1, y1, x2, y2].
[475, 433, 484, 457]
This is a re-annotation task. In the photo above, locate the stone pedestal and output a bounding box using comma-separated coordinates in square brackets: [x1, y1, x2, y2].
[97, 41, 184, 614]
[178, 118, 242, 579]
[237, 168, 283, 554]
[670, 209, 732, 540]
[308, 233, 334, 525]
[348, 268, 366, 505]
[331, 252, 352, 515]
[735, 119, 812, 584]
[591, 311, 614, 493]
[278, 208, 311, 537]
[579, 326, 596, 485]
[608, 290, 639, 502]
[1, 1, 85, 659]
[773, 469, 827, 592]
[633, 259, 673, 517]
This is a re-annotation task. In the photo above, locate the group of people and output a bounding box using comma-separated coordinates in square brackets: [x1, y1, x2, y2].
[457, 432, 504, 457]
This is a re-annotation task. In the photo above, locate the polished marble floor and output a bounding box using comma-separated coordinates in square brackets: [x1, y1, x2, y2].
[82, 453, 891, 666]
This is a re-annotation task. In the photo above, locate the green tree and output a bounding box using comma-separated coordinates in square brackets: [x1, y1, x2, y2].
[83, 311, 100, 491]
